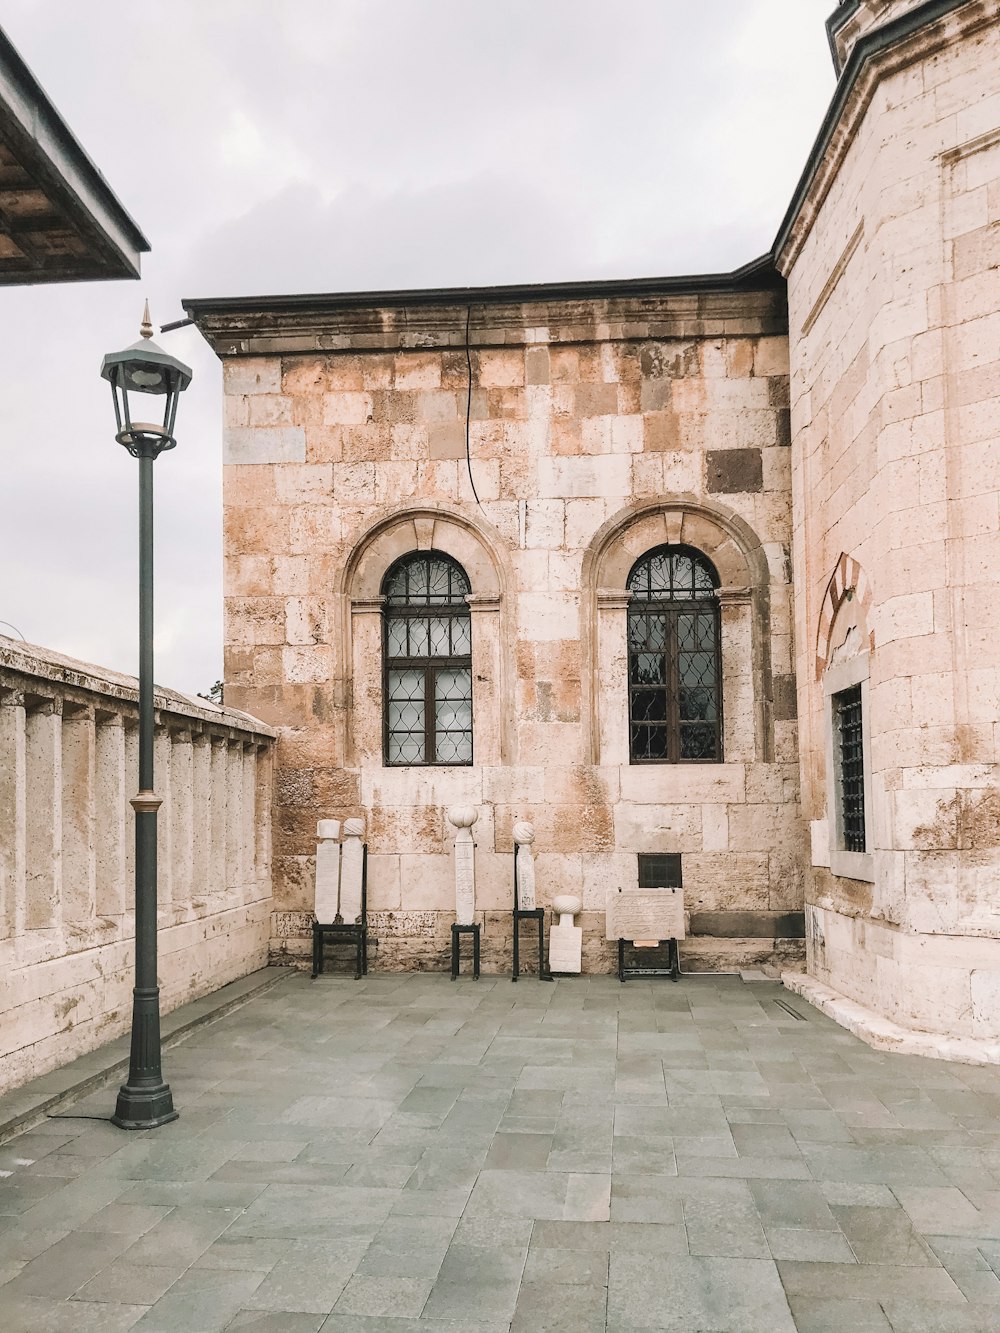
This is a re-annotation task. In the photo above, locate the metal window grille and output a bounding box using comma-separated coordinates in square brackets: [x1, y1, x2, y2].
[627, 545, 723, 764]
[834, 683, 866, 852]
[382, 552, 473, 766]
[637, 853, 682, 888]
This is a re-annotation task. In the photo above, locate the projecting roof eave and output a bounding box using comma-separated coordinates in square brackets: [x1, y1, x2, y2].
[774, 0, 971, 272]
[182, 254, 785, 327]
[0, 28, 149, 285]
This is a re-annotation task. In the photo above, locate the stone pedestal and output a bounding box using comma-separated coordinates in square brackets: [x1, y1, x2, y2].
[549, 893, 583, 974]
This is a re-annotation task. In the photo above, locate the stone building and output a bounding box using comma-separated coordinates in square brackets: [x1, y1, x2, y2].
[184, 0, 1000, 1053]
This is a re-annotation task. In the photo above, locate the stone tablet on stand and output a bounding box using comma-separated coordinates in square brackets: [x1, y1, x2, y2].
[340, 818, 365, 924]
[513, 821, 536, 910]
[448, 806, 478, 926]
[314, 820, 341, 923]
[605, 887, 685, 941]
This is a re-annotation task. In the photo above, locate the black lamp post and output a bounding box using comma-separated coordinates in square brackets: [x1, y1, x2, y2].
[102, 303, 192, 1130]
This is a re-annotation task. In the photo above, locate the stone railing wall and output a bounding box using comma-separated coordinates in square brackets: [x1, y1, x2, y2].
[0, 636, 275, 1095]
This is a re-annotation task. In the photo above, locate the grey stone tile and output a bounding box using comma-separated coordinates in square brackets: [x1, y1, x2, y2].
[333, 1275, 433, 1319]
[818, 1181, 897, 1208]
[227, 1314, 326, 1332]
[776, 1260, 964, 1301]
[131, 1267, 266, 1332]
[466, 1169, 610, 1221]
[750, 1180, 840, 1231]
[483, 1132, 552, 1171]
[123, 1206, 240, 1267]
[74, 1263, 185, 1306]
[831, 1205, 941, 1266]
[786, 1295, 892, 1331]
[611, 1136, 677, 1176]
[610, 1174, 684, 1225]
[879, 1300, 1000, 1332]
[765, 1227, 857, 1262]
[683, 1189, 770, 1258]
[77, 1203, 173, 1236]
[607, 1252, 796, 1331]
[523, 1245, 609, 1285]
[675, 1153, 812, 1179]
[2, 1228, 135, 1299]
[0, 1294, 148, 1331]
[511, 1279, 607, 1331]
[243, 1261, 354, 1314]
[731, 1123, 803, 1159]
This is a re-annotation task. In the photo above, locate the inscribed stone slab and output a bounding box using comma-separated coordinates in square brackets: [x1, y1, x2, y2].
[606, 887, 685, 940]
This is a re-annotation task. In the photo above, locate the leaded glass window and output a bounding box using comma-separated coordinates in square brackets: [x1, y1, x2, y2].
[627, 545, 722, 763]
[833, 684, 865, 852]
[382, 553, 473, 766]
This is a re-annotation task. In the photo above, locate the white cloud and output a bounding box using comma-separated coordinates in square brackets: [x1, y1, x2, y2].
[0, 0, 835, 694]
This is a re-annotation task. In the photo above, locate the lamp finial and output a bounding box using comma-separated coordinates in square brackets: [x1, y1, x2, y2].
[140, 300, 153, 340]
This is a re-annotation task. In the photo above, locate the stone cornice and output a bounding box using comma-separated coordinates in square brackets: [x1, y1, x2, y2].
[776, 0, 997, 274]
[184, 275, 787, 357]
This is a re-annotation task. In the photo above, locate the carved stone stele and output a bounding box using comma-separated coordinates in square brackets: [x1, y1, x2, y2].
[340, 817, 365, 924]
[513, 820, 536, 910]
[314, 820, 341, 923]
[447, 806, 478, 926]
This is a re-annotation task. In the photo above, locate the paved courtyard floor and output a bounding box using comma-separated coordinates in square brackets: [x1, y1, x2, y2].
[2, 973, 1000, 1332]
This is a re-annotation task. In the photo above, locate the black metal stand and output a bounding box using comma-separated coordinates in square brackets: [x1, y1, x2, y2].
[617, 938, 680, 982]
[451, 923, 481, 979]
[112, 449, 176, 1130]
[511, 846, 552, 981]
[512, 909, 553, 981]
[312, 847, 368, 980]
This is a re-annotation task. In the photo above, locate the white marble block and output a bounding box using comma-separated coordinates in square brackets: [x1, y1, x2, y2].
[314, 819, 341, 923]
[447, 806, 478, 926]
[549, 893, 583, 973]
[513, 821, 536, 910]
[340, 817, 365, 923]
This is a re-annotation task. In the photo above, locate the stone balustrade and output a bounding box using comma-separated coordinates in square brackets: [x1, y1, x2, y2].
[0, 636, 275, 1095]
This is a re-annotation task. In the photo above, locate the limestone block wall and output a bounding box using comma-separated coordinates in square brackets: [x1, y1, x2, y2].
[190, 283, 808, 976]
[781, 0, 1000, 1038]
[0, 637, 275, 1094]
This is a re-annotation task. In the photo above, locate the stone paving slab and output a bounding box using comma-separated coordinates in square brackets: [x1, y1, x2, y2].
[2, 973, 1000, 1329]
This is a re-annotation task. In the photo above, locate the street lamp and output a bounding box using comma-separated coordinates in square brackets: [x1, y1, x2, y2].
[101, 303, 192, 1130]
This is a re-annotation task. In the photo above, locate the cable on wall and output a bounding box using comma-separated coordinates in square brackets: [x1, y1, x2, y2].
[464, 304, 483, 508]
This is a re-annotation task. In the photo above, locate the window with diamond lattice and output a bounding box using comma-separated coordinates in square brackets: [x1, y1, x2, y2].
[382, 552, 473, 766]
[627, 545, 722, 764]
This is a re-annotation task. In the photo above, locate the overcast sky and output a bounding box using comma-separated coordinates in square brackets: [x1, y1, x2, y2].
[0, 1, 835, 696]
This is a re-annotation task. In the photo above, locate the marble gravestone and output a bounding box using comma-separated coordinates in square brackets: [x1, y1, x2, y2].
[339, 818, 365, 924]
[513, 821, 537, 910]
[447, 806, 478, 926]
[314, 820, 341, 923]
[549, 894, 583, 973]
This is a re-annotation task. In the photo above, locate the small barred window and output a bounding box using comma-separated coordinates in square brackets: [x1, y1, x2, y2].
[833, 684, 865, 852]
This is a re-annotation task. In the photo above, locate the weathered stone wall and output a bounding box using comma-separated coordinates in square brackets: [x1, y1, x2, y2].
[0, 637, 275, 1094]
[203, 286, 807, 975]
[782, 1, 1000, 1038]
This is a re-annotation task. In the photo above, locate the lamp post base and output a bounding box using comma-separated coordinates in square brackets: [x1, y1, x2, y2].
[111, 1082, 178, 1130]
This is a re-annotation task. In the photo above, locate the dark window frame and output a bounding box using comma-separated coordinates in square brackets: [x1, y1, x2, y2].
[833, 683, 865, 853]
[627, 544, 723, 765]
[381, 551, 473, 767]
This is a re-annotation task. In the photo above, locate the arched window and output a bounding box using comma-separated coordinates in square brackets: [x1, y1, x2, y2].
[382, 552, 473, 766]
[627, 545, 722, 763]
